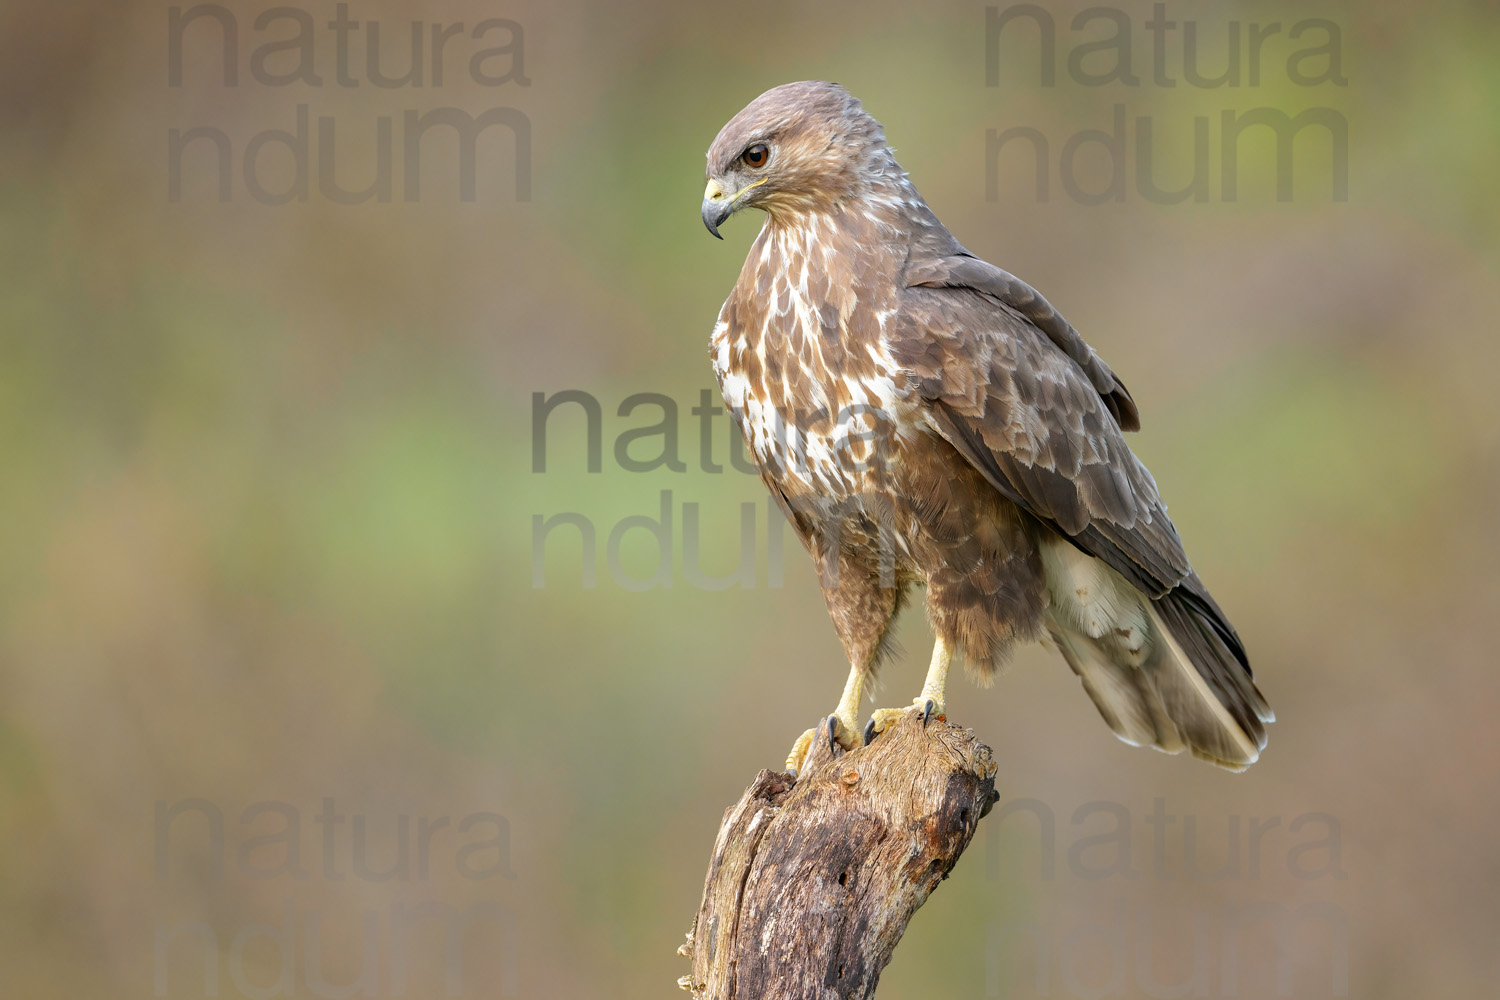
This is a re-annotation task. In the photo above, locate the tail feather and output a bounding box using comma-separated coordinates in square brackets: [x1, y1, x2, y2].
[1153, 586, 1273, 743]
[1050, 582, 1272, 772]
[1049, 626, 1184, 753]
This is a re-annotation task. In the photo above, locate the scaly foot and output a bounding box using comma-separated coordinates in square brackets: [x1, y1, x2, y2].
[862, 696, 945, 745]
[786, 713, 858, 776]
[786, 664, 868, 777]
[865, 636, 954, 744]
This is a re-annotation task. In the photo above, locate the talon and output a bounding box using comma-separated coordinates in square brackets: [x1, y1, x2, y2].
[922, 699, 936, 726]
[863, 706, 909, 743]
[785, 727, 816, 776]
[828, 716, 842, 752]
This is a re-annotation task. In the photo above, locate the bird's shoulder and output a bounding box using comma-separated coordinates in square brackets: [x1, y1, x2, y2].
[897, 252, 1139, 433]
[890, 250, 1191, 595]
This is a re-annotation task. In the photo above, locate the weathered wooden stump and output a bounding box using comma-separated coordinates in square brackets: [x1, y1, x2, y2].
[679, 708, 998, 999]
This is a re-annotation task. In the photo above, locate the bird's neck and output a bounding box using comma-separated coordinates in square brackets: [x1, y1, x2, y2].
[762, 161, 954, 269]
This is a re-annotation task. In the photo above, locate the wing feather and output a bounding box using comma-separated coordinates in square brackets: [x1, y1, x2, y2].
[896, 274, 1189, 598]
[905, 255, 1140, 431]
[894, 261, 1271, 765]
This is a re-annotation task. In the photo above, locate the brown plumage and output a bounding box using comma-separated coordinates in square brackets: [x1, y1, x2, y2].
[702, 82, 1272, 772]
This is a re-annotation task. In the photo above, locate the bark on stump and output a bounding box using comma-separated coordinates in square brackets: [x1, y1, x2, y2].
[678, 708, 998, 999]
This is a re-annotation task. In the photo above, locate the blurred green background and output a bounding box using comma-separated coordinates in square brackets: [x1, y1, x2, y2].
[2, 0, 1497, 996]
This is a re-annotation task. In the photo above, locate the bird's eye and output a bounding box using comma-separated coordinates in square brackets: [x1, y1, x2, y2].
[742, 144, 769, 169]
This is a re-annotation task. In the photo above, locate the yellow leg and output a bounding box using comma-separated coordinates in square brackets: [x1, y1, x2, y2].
[864, 635, 952, 742]
[917, 634, 952, 710]
[785, 664, 864, 775]
[835, 664, 865, 729]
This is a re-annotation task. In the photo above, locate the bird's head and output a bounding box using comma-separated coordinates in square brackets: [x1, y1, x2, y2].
[701, 81, 889, 239]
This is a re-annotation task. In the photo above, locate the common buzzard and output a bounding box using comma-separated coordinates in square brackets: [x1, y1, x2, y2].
[701, 82, 1272, 774]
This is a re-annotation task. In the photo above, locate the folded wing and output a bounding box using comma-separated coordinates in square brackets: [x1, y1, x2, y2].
[895, 256, 1272, 768]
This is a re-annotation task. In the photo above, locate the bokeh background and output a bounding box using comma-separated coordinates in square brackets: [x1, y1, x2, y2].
[2, 0, 1497, 996]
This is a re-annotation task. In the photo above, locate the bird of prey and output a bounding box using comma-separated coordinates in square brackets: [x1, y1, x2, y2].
[701, 82, 1272, 775]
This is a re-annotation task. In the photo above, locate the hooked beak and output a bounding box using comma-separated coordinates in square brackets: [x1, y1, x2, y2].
[701, 177, 766, 239]
[701, 178, 733, 239]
